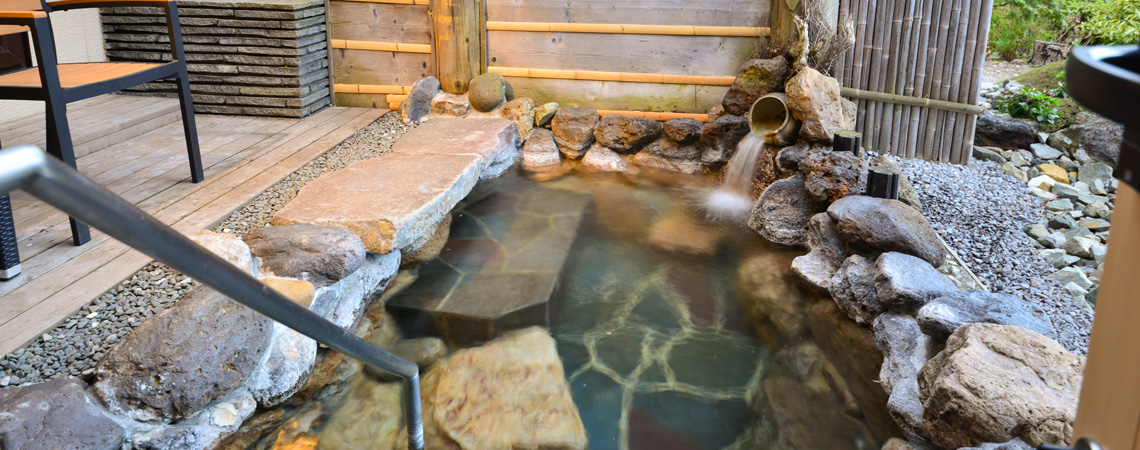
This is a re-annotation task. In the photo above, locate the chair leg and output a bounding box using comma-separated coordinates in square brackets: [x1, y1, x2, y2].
[0, 195, 20, 280]
[45, 100, 91, 246]
[176, 72, 204, 183]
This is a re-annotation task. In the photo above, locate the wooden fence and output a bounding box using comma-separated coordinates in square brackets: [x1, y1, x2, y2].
[328, 0, 433, 110]
[833, 0, 994, 164]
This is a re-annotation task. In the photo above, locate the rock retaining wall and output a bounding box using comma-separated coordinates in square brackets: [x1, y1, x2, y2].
[101, 0, 331, 118]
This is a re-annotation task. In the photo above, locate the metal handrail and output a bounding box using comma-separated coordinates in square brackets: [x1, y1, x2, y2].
[0, 145, 424, 450]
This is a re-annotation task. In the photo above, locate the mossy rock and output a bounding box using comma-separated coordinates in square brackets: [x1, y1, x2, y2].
[468, 73, 509, 112]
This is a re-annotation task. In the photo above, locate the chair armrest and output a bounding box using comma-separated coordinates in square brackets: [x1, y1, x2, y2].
[49, 0, 175, 12]
[0, 10, 46, 24]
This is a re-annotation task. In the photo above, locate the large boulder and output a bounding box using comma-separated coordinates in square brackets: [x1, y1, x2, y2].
[748, 177, 815, 247]
[918, 324, 1085, 449]
[699, 114, 750, 168]
[467, 72, 509, 112]
[791, 213, 847, 291]
[244, 224, 367, 288]
[92, 286, 273, 422]
[594, 114, 662, 153]
[974, 113, 1038, 150]
[551, 107, 599, 159]
[663, 117, 704, 144]
[400, 76, 441, 124]
[828, 254, 881, 325]
[799, 150, 868, 204]
[421, 327, 587, 450]
[874, 252, 958, 313]
[721, 57, 790, 116]
[873, 314, 937, 440]
[1061, 112, 1124, 166]
[785, 67, 845, 142]
[827, 196, 948, 266]
[0, 378, 126, 450]
[916, 290, 1056, 341]
[522, 128, 562, 168]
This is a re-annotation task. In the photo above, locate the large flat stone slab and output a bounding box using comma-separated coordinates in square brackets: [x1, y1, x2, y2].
[388, 181, 591, 346]
[392, 118, 518, 170]
[272, 154, 482, 254]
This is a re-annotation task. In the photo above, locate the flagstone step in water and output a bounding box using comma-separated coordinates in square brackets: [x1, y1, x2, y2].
[387, 180, 592, 346]
[271, 118, 518, 254]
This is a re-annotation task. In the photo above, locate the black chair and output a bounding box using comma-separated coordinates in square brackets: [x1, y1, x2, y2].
[0, 0, 203, 250]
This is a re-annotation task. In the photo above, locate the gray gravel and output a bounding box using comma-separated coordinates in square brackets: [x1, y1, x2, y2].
[0, 112, 413, 388]
[897, 157, 1093, 354]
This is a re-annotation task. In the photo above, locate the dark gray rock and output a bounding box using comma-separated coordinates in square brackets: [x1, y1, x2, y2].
[1077, 162, 1115, 184]
[0, 378, 125, 450]
[594, 114, 663, 153]
[874, 252, 958, 312]
[551, 107, 599, 159]
[244, 224, 367, 287]
[916, 290, 1056, 341]
[828, 196, 948, 266]
[131, 425, 209, 450]
[1062, 112, 1123, 166]
[799, 150, 868, 204]
[748, 177, 815, 247]
[641, 136, 700, 161]
[972, 146, 1006, 163]
[827, 254, 880, 325]
[721, 57, 790, 116]
[776, 143, 811, 174]
[467, 72, 508, 112]
[663, 117, 703, 145]
[791, 213, 847, 291]
[398, 76, 440, 124]
[873, 314, 937, 440]
[92, 286, 273, 423]
[698, 114, 750, 168]
[974, 112, 1038, 150]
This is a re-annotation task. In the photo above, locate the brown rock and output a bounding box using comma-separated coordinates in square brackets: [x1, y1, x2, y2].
[593, 114, 662, 154]
[261, 278, 316, 307]
[799, 150, 868, 204]
[534, 102, 558, 127]
[522, 128, 562, 168]
[786, 67, 845, 142]
[92, 287, 273, 422]
[244, 224, 367, 287]
[401, 213, 452, 268]
[500, 97, 536, 141]
[641, 136, 700, 161]
[699, 114, 750, 168]
[721, 57, 790, 116]
[580, 143, 631, 172]
[467, 72, 508, 112]
[431, 92, 470, 117]
[630, 151, 703, 174]
[551, 107, 599, 159]
[881, 438, 920, 450]
[738, 252, 811, 340]
[919, 324, 1085, 449]
[421, 327, 587, 450]
[663, 117, 704, 144]
[272, 154, 481, 254]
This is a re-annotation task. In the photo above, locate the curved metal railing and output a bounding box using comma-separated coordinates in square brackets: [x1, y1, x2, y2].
[0, 145, 424, 450]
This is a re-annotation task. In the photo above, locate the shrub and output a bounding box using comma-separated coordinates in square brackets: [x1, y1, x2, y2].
[993, 86, 1065, 125]
[1076, 0, 1140, 44]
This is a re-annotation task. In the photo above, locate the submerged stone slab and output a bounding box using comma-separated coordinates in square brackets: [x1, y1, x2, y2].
[0, 378, 126, 450]
[272, 154, 482, 254]
[387, 185, 591, 346]
[421, 327, 588, 450]
[392, 117, 518, 170]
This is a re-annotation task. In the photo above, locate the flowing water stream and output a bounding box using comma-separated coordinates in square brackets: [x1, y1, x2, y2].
[701, 132, 767, 222]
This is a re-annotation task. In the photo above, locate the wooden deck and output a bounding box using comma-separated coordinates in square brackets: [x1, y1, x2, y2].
[0, 94, 386, 355]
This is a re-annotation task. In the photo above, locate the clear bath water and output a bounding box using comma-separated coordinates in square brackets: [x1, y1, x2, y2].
[258, 169, 899, 450]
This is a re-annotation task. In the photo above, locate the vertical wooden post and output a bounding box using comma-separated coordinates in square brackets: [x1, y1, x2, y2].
[1074, 171, 1140, 450]
[430, 0, 486, 94]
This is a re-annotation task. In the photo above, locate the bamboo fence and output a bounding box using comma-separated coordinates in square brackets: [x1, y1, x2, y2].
[834, 0, 994, 164]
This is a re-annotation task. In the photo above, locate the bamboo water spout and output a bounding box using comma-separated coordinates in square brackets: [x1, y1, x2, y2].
[748, 93, 802, 147]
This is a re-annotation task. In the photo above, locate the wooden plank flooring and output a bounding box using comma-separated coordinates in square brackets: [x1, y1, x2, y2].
[0, 94, 387, 355]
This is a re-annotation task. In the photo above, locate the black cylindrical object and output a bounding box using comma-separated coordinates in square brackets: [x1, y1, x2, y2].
[834, 130, 864, 157]
[867, 166, 900, 200]
[0, 194, 19, 280]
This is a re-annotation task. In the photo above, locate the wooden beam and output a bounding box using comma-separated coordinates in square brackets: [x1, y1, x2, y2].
[485, 21, 770, 37]
[335, 84, 411, 94]
[596, 110, 709, 122]
[488, 66, 734, 86]
[338, 0, 428, 4]
[431, 0, 486, 94]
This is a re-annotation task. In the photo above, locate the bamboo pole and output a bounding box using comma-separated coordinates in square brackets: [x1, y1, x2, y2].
[430, 0, 485, 94]
[923, 0, 954, 161]
[864, 0, 885, 152]
[834, 0, 849, 79]
[951, 0, 983, 164]
[945, 0, 972, 164]
[879, 0, 905, 155]
[890, 0, 917, 157]
[938, 0, 965, 162]
[853, 0, 871, 136]
[873, 0, 897, 153]
[959, 0, 995, 164]
[899, 0, 923, 158]
[595, 110, 709, 122]
[908, 0, 935, 159]
[486, 67, 735, 86]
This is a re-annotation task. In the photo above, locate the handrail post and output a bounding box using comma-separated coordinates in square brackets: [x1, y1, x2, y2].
[0, 145, 425, 449]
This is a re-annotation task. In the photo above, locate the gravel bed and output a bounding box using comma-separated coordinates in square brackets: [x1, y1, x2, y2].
[0, 112, 413, 388]
[898, 157, 1093, 354]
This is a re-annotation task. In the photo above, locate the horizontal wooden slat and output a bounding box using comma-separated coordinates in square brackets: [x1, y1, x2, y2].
[329, 2, 430, 43]
[330, 39, 431, 53]
[331, 48, 432, 86]
[337, 0, 427, 4]
[486, 0, 769, 28]
[0, 63, 161, 88]
[487, 21, 769, 37]
[597, 110, 709, 122]
[503, 77, 726, 113]
[488, 66, 734, 86]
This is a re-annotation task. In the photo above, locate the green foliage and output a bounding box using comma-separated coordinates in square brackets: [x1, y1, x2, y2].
[993, 86, 1066, 125]
[1076, 0, 1140, 44]
[988, 1, 1078, 60]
